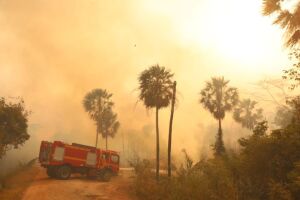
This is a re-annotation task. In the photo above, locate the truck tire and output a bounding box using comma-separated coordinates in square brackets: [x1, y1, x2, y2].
[101, 170, 112, 182]
[56, 165, 71, 180]
[46, 167, 57, 178]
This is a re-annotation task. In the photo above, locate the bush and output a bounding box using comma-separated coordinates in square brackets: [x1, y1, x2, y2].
[132, 120, 300, 200]
[0, 158, 36, 190]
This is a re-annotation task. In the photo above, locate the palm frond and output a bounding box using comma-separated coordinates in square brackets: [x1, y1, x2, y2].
[100, 107, 120, 138]
[83, 88, 114, 121]
[286, 29, 300, 46]
[200, 77, 238, 120]
[273, 10, 293, 29]
[263, 0, 300, 47]
[262, 0, 281, 16]
[138, 64, 174, 109]
[233, 98, 264, 130]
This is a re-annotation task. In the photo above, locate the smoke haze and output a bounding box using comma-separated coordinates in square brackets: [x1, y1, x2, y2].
[0, 0, 292, 171]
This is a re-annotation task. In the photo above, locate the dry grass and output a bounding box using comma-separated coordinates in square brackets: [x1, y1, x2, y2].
[0, 159, 37, 200]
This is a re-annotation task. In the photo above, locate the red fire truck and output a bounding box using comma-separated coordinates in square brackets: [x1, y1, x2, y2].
[39, 141, 120, 181]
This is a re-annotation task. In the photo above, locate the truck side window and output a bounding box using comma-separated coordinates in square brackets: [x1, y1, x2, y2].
[102, 153, 109, 161]
[53, 147, 65, 161]
[111, 155, 119, 164]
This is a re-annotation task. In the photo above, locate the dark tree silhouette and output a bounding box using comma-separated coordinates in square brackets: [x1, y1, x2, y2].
[283, 49, 300, 90]
[262, 0, 300, 47]
[168, 81, 176, 178]
[286, 95, 300, 124]
[233, 98, 264, 130]
[101, 107, 120, 150]
[138, 64, 174, 181]
[200, 77, 238, 155]
[0, 97, 30, 158]
[83, 89, 114, 148]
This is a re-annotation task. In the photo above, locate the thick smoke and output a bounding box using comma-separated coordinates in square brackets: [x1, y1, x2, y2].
[0, 0, 289, 172]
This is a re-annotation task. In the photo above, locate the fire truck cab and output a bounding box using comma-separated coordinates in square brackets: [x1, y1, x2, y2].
[39, 141, 119, 181]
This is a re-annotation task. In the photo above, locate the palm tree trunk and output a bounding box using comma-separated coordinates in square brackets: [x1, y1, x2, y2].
[168, 81, 176, 178]
[96, 97, 102, 149]
[95, 128, 99, 148]
[215, 118, 225, 155]
[156, 106, 160, 181]
[218, 118, 222, 134]
[106, 135, 108, 150]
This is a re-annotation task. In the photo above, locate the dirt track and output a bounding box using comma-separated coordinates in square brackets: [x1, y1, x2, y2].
[21, 165, 137, 200]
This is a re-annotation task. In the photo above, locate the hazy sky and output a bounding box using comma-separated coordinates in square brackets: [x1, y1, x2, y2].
[0, 0, 291, 161]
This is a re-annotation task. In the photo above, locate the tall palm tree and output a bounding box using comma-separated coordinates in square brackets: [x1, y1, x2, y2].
[168, 81, 177, 178]
[233, 98, 263, 130]
[101, 107, 120, 150]
[262, 0, 300, 47]
[138, 64, 174, 181]
[83, 89, 114, 148]
[200, 77, 239, 155]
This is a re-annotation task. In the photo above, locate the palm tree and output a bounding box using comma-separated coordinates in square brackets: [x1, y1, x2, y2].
[262, 0, 300, 47]
[233, 98, 263, 130]
[83, 89, 114, 148]
[101, 107, 120, 150]
[138, 64, 174, 181]
[200, 77, 239, 155]
[168, 81, 177, 178]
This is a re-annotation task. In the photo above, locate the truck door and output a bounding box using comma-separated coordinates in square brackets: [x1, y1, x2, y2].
[39, 141, 52, 163]
[110, 154, 120, 173]
[101, 152, 110, 166]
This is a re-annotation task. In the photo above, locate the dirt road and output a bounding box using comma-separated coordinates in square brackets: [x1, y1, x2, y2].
[21, 165, 137, 200]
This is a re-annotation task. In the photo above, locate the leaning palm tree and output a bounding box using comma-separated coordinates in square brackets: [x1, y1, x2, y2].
[233, 98, 264, 130]
[138, 64, 174, 181]
[83, 89, 114, 148]
[168, 81, 177, 178]
[200, 77, 239, 155]
[262, 0, 300, 47]
[101, 107, 120, 150]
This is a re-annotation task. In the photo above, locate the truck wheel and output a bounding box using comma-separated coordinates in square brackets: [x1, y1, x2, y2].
[101, 170, 112, 182]
[46, 167, 57, 178]
[57, 165, 71, 180]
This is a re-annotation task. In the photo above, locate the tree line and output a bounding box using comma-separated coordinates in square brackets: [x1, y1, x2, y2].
[131, 1, 300, 199]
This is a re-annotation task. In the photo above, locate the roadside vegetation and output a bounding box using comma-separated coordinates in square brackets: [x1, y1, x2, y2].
[0, 159, 37, 200]
[131, 69, 300, 199]
[132, 106, 300, 199]
[129, 1, 300, 199]
[0, 97, 30, 159]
